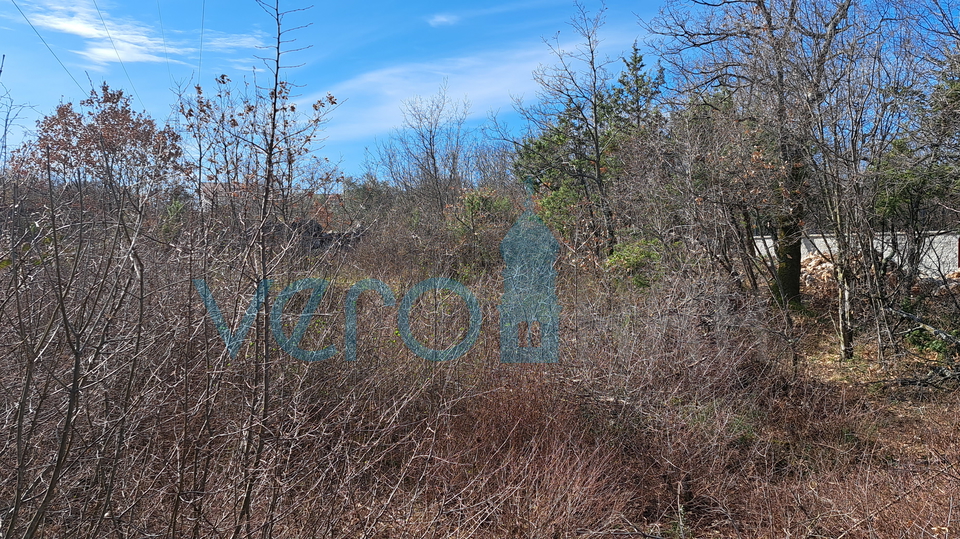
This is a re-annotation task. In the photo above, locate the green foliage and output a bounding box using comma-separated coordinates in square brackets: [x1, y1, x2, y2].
[873, 139, 957, 225]
[449, 187, 516, 280]
[342, 174, 400, 221]
[906, 328, 960, 360]
[610, 43, 665, 137]
[512, 30, 662, 256]
[533, 181, 582, 239]
[605, 238, 663, 288]
[872, 56, 960, 233]
[159, 198, 186, 241]
[459, 188, 511, 224]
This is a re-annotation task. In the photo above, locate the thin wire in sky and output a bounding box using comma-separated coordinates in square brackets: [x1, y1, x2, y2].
[198, 0, 207, 82]
[91, 0, 145, 109]
[10, 0, 127, 177]
[9, 0, 86, 94]
[156, 0, 174, 87]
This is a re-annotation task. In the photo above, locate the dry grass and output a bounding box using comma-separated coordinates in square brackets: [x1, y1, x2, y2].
[3, 185, 960, 538]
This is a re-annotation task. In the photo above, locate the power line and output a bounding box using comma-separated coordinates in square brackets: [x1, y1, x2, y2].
[9, 0, 86, 94]
[90, 0, 145, 110]
[198, 0, 206, 82]
[155, 0, 174, 87]
[9, 0, 126, 180]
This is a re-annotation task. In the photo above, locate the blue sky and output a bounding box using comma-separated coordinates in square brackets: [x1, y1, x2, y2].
[0, 0, 661, 177]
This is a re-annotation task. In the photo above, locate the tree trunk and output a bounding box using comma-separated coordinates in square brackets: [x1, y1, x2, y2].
[838, 266, 854, 360]
[774, 211, 803, 306]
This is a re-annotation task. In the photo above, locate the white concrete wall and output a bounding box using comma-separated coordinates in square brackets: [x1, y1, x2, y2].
[754, 233, 960, 276]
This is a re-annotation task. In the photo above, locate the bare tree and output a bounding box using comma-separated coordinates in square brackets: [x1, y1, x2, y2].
[511, 4, 622, 257]
[650, 0, 857, 307]
[371, 83, 475, 218]
[802, 2, 921, 359]
[1, 79, 185, 538]
[651, 0, 924, 359]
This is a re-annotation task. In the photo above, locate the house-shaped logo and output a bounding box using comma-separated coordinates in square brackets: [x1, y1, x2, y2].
[498, 184, 561, 363]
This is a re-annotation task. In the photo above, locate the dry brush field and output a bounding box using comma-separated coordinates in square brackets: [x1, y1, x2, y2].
[2, 180, 959, 539]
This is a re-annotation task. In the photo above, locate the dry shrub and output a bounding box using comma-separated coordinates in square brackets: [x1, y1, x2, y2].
[4, 181, 957, 538]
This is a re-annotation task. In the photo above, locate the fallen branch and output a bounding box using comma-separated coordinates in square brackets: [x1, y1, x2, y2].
[884, 307, 960, 348]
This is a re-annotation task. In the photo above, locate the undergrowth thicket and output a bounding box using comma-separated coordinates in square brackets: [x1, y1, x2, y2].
[2, 178, 958, 538]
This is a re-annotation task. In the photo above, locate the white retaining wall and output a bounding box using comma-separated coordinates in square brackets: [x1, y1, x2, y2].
[754, 233, 960, 276]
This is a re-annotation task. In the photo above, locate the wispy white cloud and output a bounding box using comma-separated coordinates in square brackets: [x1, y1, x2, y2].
[29, 0, 184, 65]
[22, 0, 262, 66]
[316, 22, 641, 142]
[426, 1, 565, 28]
[312, 21, 644, 175]
[427, 14, 461, 27]
[203, 31, 266, 52]
[314, 44, 551, 143]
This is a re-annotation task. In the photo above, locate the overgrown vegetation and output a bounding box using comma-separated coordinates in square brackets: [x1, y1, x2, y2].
[3, 1, 960, 537]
